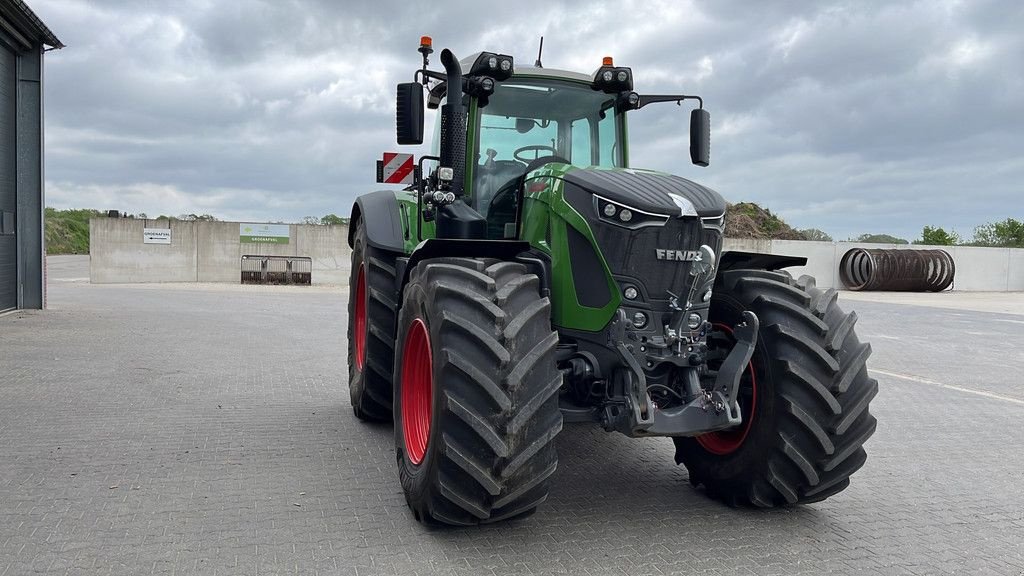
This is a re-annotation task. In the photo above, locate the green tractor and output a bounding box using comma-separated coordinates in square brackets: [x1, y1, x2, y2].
[347, 37, 877, 525]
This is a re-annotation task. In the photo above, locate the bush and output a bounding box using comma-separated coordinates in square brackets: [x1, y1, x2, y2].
[914, 226, 959, 246]
[971, 218, 1024, 248]
[45, 208, 105, 254]
[850, 233, 909, 244]
[797, 228, 833, 241]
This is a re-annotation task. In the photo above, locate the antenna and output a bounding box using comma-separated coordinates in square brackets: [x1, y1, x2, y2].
[534, 36, 544, 68]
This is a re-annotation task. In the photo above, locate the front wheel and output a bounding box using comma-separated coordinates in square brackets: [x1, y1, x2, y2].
[393, 258, 562, 525]
[674, 270, 878, 506]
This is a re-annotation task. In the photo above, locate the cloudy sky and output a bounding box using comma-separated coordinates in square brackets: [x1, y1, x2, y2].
[35, 0, 1023, 241]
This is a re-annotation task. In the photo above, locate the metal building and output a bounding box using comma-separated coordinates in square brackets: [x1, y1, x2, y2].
[0, 0, 60, 312]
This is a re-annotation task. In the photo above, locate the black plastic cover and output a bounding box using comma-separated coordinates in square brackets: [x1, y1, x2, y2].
[563, 168, 726, 217]
[437, 200, 487, 239]
[566, 224, 612, 308]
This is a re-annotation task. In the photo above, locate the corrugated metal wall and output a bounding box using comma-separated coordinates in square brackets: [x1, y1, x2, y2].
[0, 43, 17, 311]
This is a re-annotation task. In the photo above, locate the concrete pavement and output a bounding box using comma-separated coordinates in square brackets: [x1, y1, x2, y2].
[1, 256, 1022, 575]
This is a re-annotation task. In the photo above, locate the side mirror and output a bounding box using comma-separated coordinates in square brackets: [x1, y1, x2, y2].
[396, 83, 424, 145]
[689, 108, 710, 167]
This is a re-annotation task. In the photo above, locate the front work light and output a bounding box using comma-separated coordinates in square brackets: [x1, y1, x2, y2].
[592, 60, 633, 93]
[469, 52, 514, 81]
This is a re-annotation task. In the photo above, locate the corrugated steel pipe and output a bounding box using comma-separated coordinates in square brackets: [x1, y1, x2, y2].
[839, 248, 955, 291]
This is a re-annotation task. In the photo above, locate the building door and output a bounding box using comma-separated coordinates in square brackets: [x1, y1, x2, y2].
[0, 44, 17, 311]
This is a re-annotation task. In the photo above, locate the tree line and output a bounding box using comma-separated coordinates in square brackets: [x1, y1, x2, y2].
[44, 209, 353, 254]
[797, 218, 1023, 248]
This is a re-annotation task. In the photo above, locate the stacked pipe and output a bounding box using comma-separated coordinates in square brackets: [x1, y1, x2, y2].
[839, 248, 955, 291]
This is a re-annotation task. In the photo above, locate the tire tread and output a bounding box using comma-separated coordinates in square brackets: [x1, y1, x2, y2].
[396, 258, 561, 525]
[676, 269, 877, 507]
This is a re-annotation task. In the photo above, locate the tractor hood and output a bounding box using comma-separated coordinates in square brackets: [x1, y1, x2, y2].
[560, 167, 726, 218]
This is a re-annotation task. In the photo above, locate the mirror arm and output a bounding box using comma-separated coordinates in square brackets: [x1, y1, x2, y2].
[415, 69, 448, 84]
[636, 94, 703, 110]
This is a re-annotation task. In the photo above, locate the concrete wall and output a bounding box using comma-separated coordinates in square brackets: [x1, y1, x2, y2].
[90, 219, 351, 285]
[722, 238, 1024, 291]
[90, 218, 1021, 291]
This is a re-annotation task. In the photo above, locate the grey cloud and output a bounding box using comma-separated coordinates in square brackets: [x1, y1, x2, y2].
[35, 0, 1023, 240]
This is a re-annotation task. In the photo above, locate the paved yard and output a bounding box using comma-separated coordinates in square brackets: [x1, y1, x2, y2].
[1, 256, 1023, 575]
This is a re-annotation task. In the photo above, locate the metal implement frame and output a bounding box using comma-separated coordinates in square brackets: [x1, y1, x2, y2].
[240, 255, 312, 286]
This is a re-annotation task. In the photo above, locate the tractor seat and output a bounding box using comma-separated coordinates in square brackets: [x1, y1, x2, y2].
[473, 156, 526, 215]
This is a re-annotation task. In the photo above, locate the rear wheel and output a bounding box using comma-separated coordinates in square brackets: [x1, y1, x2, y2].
[347, 220, 398, 422]
[394, 258, 562, 525]
[674, 270, 878, 506]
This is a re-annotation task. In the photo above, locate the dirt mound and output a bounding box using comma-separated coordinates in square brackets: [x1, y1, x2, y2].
[725, 202, 804, 240]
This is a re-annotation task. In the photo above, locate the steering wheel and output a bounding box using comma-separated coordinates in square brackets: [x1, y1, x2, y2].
[513, 145, 558, 164]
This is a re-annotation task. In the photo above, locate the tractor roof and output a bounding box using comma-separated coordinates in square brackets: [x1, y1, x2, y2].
[510, 66, 593, 83]
[458, 53, 592, 84]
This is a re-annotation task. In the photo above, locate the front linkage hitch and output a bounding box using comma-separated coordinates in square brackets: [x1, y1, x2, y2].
[602, 310, 759, 437]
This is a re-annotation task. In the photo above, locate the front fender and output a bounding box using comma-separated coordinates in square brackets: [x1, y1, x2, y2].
[718, 251, 807, 272]
[349, 191, 405, 252]
[400, 239, 532, 288]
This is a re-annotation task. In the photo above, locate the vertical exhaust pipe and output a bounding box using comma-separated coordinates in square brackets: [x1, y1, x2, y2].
[439, 49, 466, 197]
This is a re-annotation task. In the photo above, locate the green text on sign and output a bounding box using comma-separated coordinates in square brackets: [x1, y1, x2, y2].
[240, 223, 290, 244]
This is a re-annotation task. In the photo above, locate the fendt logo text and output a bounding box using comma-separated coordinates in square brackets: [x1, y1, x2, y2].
[655, 249, 699, 262]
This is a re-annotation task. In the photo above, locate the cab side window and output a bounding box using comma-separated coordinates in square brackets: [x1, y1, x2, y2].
[598, 110, 619, 167]
[570, 118, 593, 167]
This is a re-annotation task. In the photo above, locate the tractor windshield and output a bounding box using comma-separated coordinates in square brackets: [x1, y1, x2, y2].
[470, 78, 623, 218]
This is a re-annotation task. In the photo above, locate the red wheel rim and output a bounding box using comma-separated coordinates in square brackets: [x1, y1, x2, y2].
[696, 323, 758, 455]
[401, 319, 432, 465]
[354, 264, 367, 371]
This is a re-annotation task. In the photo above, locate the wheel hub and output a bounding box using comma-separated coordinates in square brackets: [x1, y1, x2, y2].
[354, 264, 367, 371]
[401, 319, 432, 465]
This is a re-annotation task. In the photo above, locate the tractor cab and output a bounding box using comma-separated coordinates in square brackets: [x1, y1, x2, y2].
[393, 39, 703, 242]
[468, 71, 626, 237]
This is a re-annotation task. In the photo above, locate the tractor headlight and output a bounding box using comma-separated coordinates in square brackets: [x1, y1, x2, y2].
[595, 195, 669, 229]
[687, 313, 702, 330]
[499, 58, 512, 72]
[616, 70, 628, 82]
[602, 70, 614, 82]
[701, 213, 725, 231]
[488, 56, 498, 69]
[632, 312, 648, 329]
[624, 286, 639, 300]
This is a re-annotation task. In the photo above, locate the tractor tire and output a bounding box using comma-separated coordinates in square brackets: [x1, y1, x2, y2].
[347, 220, 398, 422]
[393, 258, 562, 525]
[674, 269, 878, 507]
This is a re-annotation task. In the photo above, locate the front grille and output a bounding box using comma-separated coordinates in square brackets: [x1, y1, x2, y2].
[591, 217, 719, 302]
[562, 179, 724, 304]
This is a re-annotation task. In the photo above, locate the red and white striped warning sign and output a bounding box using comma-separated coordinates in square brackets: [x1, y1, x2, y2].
[377, 153, 415, 185]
